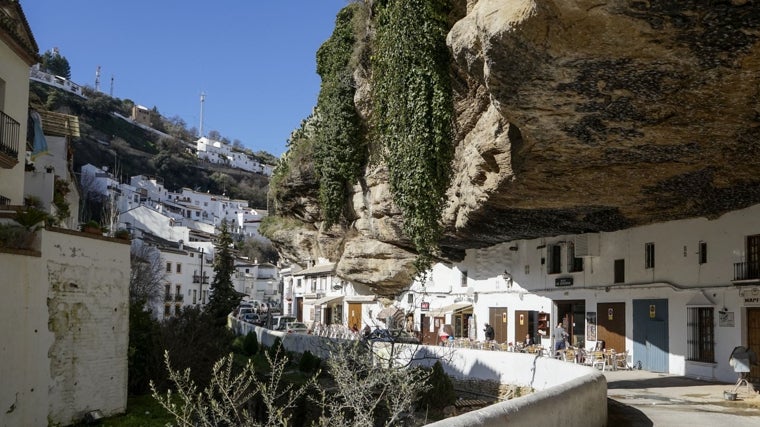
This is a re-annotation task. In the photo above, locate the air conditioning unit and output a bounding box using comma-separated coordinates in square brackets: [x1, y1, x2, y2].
[574, 234, 600, 257]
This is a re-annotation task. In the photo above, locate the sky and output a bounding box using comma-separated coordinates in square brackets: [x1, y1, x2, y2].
[22, 0, 350, 158]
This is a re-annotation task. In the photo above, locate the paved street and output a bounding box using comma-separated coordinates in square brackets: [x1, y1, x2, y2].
[605, 370, 760, 426]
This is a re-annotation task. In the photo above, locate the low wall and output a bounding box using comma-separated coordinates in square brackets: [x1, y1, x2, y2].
[229, 318, 607, 427]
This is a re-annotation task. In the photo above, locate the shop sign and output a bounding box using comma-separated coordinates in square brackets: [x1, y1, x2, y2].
[555, 277, 574, 287]
[743, 296, 760, 306]
[649, 305, 656, 319]
[420, 301, 430, 311]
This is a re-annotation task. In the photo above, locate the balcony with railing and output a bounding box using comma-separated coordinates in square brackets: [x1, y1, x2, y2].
[733, 261, 760, 283]
[174, 293, 184, 302]
[193, 274, 210, 284]
[0, 110, 20, 169]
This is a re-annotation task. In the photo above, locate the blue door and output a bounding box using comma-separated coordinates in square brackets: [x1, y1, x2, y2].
[632, 299, 669, 372]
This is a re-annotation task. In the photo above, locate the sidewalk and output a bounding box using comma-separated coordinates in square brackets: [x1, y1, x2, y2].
[605, 369, 760, 426]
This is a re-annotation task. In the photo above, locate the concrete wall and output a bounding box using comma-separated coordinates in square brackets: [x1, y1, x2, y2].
[229, 318, 607, 427]
[0, 229, 130, 427]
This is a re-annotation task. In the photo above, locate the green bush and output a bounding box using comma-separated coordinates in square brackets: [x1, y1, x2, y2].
[243, 331, 259, 356]
[298, 350, 321, 373]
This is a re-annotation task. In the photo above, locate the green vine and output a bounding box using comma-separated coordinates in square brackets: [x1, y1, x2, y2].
[313, 3, 367, 227]
[371, 0, 454, 274]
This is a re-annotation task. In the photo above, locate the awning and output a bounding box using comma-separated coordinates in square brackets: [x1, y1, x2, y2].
[428, 302, 473, 317]
[312, 295, 344, 306]
[686, 291, 714, 306]
[344, 295, 376, 303]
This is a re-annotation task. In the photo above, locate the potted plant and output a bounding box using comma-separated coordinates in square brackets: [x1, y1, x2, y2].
[114, 228, 131, 240]
[81, 220, 102, 234]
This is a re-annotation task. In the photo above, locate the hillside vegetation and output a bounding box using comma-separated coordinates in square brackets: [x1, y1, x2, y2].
[30, 82, 273, 210]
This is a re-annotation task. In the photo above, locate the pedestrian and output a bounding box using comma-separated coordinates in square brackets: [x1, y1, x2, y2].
[524, 333, 532, 347]
[554, 322, 568, 352]
[484, 323, 495, 341]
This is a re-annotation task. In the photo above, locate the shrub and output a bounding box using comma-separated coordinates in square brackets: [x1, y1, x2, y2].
[243, 331, 259, 356]
[298, 350, 321, 373]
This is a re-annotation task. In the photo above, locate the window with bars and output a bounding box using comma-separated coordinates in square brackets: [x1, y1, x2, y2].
[645, 242, 655, 269]
[460, 270, 468, 287]
[567, 242, 584, 272]
[687, 307, 714, 363]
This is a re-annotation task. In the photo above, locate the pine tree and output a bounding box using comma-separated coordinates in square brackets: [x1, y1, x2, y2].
[206, 219, 240, 325]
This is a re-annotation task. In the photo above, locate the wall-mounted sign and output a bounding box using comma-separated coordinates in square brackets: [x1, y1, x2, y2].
[421, 301, 430, 311]
[743, 296, 760, 306]
[519, 314, 524, 325]
[502, 312, 507, 323]
[555, 277, 574, 287]
[649, 305, 656, 319]
[719, 311, 735, 327]
[608, 308, 614, 321]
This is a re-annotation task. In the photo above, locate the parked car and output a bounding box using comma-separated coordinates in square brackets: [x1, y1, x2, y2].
[284, 322, 309, 334]
[237, 307, 255, 319]
[242, 313, 264, 326]
[272, 315, 297, 331]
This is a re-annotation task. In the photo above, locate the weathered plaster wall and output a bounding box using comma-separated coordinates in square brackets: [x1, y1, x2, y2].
[0, 229, 129, 427]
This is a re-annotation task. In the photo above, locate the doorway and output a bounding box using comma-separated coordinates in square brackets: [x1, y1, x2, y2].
[632, 299, 669, 372]
[422, 315, 445, 345]
[488, 307, 507, 342]
[597, 302, 626, 352]
[347, 303, 362, 330]
[556, 300, 586, 348]
[748, 307, 760, 382]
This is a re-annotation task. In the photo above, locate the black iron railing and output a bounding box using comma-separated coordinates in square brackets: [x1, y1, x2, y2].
[733, 262, 760, 281]
[0, 110, 20, 160]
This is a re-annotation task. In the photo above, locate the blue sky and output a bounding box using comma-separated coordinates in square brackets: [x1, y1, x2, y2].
[22, 0, 349, 157]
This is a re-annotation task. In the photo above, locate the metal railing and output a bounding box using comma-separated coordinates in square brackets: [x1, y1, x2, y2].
[733, 262, 760, 281]
[0, 110, 20, 160]
[193, 274, 210, 284]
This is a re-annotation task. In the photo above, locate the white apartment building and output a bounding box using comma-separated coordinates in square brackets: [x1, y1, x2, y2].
[152, 240, 213, 317]
[196, 136, 272, 175]
[233, 260, 280, 304]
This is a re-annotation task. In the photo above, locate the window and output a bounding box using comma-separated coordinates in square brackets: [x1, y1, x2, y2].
[461, 270, 468, 287]
[176, 263, 182, 273]
[407, 293, 414, 303]
[698, 241, 707, 264]
[614, 259, 625, 283]
[193, 289, 197, 304]
[165, 284, 171, 299]
[547, 244, 562, 274]
[296, 279, 302, 288]
[567, 243, 583, 273]
[166, 262, 172, 272]
[645, 242, 655, 269]
[164, 304, 171, 317]
[687, 307, 714, 363]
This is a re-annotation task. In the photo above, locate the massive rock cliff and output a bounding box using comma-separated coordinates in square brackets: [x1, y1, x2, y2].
[268, 0, 760, 296]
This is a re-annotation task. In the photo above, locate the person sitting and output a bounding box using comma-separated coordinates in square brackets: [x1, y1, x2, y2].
[523, 333, 533, 347]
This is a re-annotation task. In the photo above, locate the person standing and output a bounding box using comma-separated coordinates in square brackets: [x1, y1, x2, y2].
[554, 322, 568, 352]
[484, 323, 495, 341]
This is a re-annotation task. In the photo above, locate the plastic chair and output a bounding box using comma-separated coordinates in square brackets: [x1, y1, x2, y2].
[591, 352, 606, 371]
[614, 351, 630, 370]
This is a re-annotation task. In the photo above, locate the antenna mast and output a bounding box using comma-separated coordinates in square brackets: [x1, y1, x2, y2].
[95, 65, 101, 92]
[199, 91, 206, 138]
[110, 75, 114, 97]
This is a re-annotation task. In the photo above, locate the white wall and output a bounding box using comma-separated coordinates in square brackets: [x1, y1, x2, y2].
[0, 229, 130, 427]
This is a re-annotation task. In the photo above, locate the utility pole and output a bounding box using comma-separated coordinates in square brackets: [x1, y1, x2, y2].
[199, 91, 205, 138]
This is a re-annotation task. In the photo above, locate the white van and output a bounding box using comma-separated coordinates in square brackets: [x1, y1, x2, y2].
[271, 315, 297, 331]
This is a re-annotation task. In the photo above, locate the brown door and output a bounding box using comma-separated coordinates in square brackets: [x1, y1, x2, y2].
[487, 307, 507, 342]
[347, 303, 362, 330]
[296, 297, 303, 322]
[748, 308, 760, 382]
[597, 302, 626, 352]
[515, 310, 530, 344]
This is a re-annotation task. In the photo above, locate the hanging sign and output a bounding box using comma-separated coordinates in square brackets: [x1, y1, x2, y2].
[421, 302, 430, 311]
[649, 305, 656, 319]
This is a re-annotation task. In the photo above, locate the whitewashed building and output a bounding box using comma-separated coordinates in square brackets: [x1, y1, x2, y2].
[1, 6, 130, 425]
[233, 260, 280, 304]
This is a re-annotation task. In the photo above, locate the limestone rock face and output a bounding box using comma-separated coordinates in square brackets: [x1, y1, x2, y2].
[270, 0, 760, 296]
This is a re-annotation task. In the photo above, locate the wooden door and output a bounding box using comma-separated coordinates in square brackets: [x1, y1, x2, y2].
[348, 303, 362, 330]
[514, 310, 530, 344]
[748, 308, 760, 381]
[296, 297, 303, 322]
[597, 302, 626, 352]
[485, 307, 506, 342]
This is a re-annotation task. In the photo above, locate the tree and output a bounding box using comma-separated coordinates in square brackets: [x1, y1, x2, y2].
[129, 239, 165, 308]
[206, 219, 240, 324]
[40, 49, 71, 78]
